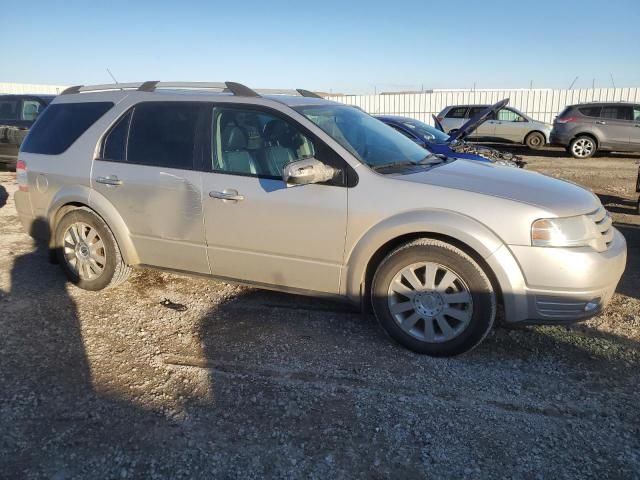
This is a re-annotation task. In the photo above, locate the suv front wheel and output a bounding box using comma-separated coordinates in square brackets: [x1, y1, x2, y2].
[55, 208, 131, 290]
[371, 239, 496, 356]
[569, 136, 597, 159]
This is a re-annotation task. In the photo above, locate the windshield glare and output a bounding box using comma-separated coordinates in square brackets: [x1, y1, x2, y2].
[295, 105, 428, 168]
[401, 119, 450, 144]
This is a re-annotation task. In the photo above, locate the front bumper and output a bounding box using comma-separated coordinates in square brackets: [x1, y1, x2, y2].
[487, 228, 627, 324]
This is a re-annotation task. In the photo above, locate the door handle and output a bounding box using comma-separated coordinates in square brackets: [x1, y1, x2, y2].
[209, 189, 244, 202]
[95, 175, 123, 186]
[596, 120, 607, 125]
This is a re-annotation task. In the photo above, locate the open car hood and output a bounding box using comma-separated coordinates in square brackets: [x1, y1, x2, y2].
[447, 98, 509, 142]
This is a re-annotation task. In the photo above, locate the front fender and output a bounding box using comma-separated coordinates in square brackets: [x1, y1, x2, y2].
[47, 185, 139, 265]
[341, 209, 507, 302]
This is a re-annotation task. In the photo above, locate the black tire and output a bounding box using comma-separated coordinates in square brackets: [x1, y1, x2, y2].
[371, 239, 496, 356]
[636, 197, 640, 215]
[525, 131, 545, 150]
[54, 208, 131, 290]
[569, 136, 597, 159]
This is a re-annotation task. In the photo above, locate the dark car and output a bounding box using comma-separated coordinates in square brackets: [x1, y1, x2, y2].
[0, 94, 55, 168]
[550, 102, 640, 159]
[376, 99, 526, 167]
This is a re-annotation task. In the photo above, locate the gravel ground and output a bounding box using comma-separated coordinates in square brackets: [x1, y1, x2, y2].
[0, 149, 639, 479]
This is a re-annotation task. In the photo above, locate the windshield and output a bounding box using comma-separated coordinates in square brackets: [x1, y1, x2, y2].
[295, 105, 429, 168]
[400, 119, 450, 144]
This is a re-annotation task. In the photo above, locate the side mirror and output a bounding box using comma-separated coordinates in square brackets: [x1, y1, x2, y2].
[282, 158, 338, 185]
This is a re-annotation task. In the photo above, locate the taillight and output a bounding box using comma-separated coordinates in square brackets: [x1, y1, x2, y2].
[556, 116, 577, 124]
[16, 159, 28, 192]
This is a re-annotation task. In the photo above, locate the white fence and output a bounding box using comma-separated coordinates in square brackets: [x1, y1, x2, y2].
[327, 88, 640, 125]
[0, 82, 67, 95]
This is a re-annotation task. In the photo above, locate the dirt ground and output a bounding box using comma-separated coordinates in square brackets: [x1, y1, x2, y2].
[0, 149, 638, 479]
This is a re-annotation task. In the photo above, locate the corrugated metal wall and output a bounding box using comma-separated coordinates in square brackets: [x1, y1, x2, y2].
[327, 88, 640, 125]
[0, 82, 67, 95]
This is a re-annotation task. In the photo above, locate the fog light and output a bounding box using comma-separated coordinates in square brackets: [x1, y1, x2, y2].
[584, 299, 601, 312]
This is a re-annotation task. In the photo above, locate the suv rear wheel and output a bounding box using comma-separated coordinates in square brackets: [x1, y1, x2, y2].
[55, 208, 131, 290]
[570, 136, 597, 159]
[371, 239, 496, 356]
[525, 131, 545, 150]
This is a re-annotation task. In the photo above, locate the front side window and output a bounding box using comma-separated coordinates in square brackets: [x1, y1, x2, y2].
[296, 105, 429, 168]
[634, 106, 640, 121]
[21, 102, 113, 155]
[126, 103, 202, 169]
[0, 99, 19, 120]
[21, 100, 42, 121]
[212, 107, 316, 178]
[497, 108, 525, 122]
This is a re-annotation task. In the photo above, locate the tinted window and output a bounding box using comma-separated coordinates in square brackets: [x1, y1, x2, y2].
[102, 111, 132, 161]
[21, 102, 113, 155]
[445, 107, 467, 119]
[634, 107, 640, 122]
[127, 103, 202, 169]
[0, 99, 19, 120]
[400, 119, 450, 144]
[601, 106, 633, 121]
[578, 106, 601, 117]
[212, 107, 316, 178]
[467, 107, 486, 118]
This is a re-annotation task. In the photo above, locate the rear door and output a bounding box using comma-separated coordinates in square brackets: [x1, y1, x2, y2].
[599, 105, 634, 149]
[467, 106, 495, 139]
[441, 107, 468, 133]
[92, 101, 210, 274]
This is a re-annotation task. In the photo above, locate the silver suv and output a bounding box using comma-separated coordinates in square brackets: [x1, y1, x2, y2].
[14, 81, 627, 356]
[438, 104, 551, 150]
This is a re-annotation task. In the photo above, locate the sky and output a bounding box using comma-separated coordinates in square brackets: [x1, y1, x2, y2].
[2, 0, 639, 94]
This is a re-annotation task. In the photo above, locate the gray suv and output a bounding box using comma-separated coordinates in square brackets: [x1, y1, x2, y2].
[550, 103, 640, 158]
[438, 104, 551, 149]
[14, 81, 627, 356]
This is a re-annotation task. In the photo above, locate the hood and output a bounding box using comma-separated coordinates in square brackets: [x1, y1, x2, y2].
[395, 160, 599, 215]
[447, 98, 509, 142]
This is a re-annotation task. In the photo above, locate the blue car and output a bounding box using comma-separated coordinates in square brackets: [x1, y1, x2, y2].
[376, 99, 526, 167]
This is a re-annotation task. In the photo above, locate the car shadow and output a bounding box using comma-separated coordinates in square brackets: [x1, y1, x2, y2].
[2, 219, 639, 478]
[598, 193, 639, 215]
[0, 184, 7, 209]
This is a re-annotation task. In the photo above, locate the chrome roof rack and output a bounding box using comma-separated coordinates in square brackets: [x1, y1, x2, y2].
[60, 81, 324, 98]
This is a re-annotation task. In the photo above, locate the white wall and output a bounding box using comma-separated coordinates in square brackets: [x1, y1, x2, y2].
[327, 88, 640, 125]
[0, 82, 68, 95]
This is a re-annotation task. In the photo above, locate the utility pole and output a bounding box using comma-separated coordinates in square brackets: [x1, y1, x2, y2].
[568, 76, 579, 90]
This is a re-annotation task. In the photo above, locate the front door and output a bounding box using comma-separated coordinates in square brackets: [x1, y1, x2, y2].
[493, 108, 529, 142]
[599, 105, 634, 150]
[92, 101, 210, 274]
[200, 105, 348, 294]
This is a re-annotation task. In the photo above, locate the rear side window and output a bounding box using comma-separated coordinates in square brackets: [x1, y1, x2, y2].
[445, 107, 468, 119]
[0, 99, 19, 120]
[21, 102, 113, 155]
[578, 106, 601, 117]
[126, 103, 203, 169]
[102, 111, 132, 161]
[601, 106, 633, 121]
[467, 107, 486, 118]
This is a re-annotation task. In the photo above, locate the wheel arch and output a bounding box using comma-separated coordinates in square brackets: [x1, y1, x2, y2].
[571, 131, 600, 148]
[47, 186, 139, 265]
[342, 210, 506, 308]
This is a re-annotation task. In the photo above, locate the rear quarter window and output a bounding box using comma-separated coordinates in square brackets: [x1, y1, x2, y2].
[21, 102, 113, 155]
[578, 106, 602, 117]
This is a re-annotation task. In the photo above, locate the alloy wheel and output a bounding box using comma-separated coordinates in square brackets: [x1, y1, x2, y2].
[572, 138, 594, 158]
[62, 222, 107, 280]
[387, 262, 473, 343]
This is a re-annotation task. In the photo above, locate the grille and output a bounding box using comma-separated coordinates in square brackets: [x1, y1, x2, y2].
[588, 207, 613, 249]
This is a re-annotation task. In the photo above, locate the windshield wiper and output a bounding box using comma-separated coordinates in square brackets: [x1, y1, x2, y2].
[371, 161, 419, 171]
[416, 153, 448, 165]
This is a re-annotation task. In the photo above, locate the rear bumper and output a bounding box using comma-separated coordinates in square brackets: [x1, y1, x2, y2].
[487, 229, 627, 324]
[549, 129, 572, 147]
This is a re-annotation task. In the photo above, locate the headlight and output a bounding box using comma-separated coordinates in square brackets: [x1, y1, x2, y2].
[531, 216, 598, 247]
